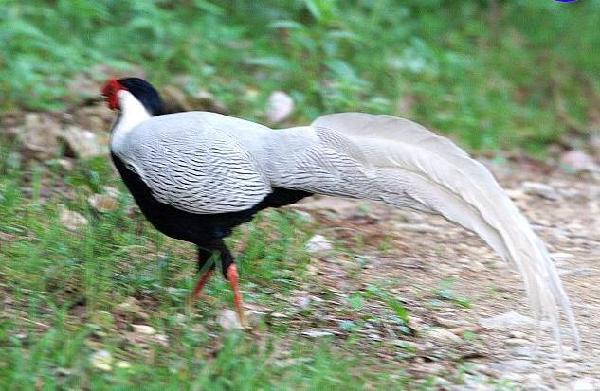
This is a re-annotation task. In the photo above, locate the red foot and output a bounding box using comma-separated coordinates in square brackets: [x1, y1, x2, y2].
[226, 264, 246, 327]
[190, 269, 214, 301]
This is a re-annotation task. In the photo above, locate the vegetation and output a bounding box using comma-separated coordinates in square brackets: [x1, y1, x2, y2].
[1, 1, 598, 388]
[0, 140, 406, 388]
[2, 0, 600, 150]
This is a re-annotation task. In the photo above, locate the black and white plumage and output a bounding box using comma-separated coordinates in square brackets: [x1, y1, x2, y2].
[102, 78, 578, 347]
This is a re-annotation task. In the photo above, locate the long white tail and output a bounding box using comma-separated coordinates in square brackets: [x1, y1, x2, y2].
[296, 113, 578, 348]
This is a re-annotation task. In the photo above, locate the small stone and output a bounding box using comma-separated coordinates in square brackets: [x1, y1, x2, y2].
[521, 182, 560, 201]
[426, 327, 463, 344]
[490, 359, 533, 372]
[270, 312, 288, 318]
[115, 297, 143, 314]
[392, 340, 419, 350]
[21, 113, 62, 160]
[131, 324, 156, 335]
[393, 222, 440, 234]
[571, 378, 597, 391]
[217, 310, 243, 330]
[88, 194, 119, 213]
[479, 311, 536, 330]
[103, 186, 120, 198]
[59, 205, 88, 231]
[504, 338, 530, 346]
[560, 150, 597, 172]
[61, 126, 105, 159]
[305, 235, 333, 256]
[293, 210, 315, 224]
[301, 329, 335, 338]
[508, 330, 528, 339]
[368, 333, 383, 341]
[295, 295, 311, 310]
[247, 311, 266, 327]
[266, 91, 294, 123]
[465, 260, 485, 273]
[154, 334, 169, 347]
[433, 316, 464, 329]
[90, 350, 113, 371]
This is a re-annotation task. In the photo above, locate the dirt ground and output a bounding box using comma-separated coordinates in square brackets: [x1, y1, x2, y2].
[290, 160, 600, 389]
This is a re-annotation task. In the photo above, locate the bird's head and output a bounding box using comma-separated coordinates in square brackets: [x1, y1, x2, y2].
[101, 78, 165, 116]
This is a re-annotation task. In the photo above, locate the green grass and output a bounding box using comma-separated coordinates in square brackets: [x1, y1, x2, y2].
[0, 139, 412, 388]
[2, 1, 600, 151]
[0, 1, 594, 388]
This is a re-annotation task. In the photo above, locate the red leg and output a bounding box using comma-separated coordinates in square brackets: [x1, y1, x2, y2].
[226, 264, 246, 327]
[190, 269, 214, 301]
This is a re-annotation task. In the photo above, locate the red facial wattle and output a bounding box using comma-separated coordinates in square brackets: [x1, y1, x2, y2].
[101, 79, 125, 110]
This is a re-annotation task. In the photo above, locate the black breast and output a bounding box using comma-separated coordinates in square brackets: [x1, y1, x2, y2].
[111, 153, 312, 243]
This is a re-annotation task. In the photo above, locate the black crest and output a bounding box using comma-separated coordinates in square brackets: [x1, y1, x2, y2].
[118, 78, 165, 116]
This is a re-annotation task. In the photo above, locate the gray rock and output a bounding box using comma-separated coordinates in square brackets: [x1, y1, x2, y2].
[426, 327, 463, 344]
[305, 235, 333, 256]
[21, 113, 62, 160]
[88, 194, 119, 213]
[301, 329, 335, 338]
[521, 182, 560, 201]
[571, 378, 597, 391]
[59, 205, 88, 231]
[504, 338, 531, 346]
[217, 310, 244, 330]
[131, 324, 156, 335]
[61, 126, 106, 158]
[479, 311, 536, 330]
[560, 150, 597, 172]
[90, 350, 113, 371]
[490, 359, 533, 372]
[393, 222, 441, 234]
[266, 91, 294, 123]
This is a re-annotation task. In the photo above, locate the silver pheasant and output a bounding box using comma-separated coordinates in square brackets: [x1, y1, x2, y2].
[103, 78, 579, 349]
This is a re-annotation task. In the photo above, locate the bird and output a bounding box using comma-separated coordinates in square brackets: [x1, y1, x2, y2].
[102, 77, 578, 348]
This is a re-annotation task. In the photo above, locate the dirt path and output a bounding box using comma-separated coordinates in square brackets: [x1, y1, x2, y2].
[291, 161, 600, 389]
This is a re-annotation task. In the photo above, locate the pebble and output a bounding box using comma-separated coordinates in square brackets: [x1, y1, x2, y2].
[571, 378, 597, 391]
[426, 328, 463, 344]
[116, 297, 142, 314]
[90, 350, 113, 371]
[393, 222, 441, 234]
[508, 330, 529, 339]
[88, 194, 119, 213]
[521, 182, 560, 201]
[131, 324, 156, 335]
[59, 205, 88, 231]
[295, 295, 311, 310]
[560, 150, 597, 172]
[61, 126, 105, 158]
[504, 338, 530, 346]
[154, 334, 169, 347]
[266, 91, 294, 123]
[305, 235, 333, 256]
[490, 359, 533, 372]
[301, 329, 335, 338]
[217, 310, 244, 330]
[479, 311, 536, 330]
[293, 210, 315, 224]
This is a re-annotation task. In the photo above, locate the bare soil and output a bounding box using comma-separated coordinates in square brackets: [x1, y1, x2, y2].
[289, 161, 600, 389]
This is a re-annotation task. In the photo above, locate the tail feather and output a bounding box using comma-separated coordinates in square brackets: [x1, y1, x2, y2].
[309, 113, 579, 348]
